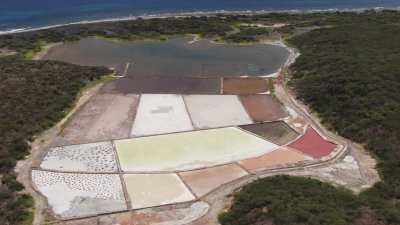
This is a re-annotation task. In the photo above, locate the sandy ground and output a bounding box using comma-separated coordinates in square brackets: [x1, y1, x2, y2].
[53, 91, 139, 146]
[115, 127, 278, 172]
[130, 94, 194, 137]
[184, 95, 253, 129]
[179, 164, 248, 198]
[124, 174, 195, 209]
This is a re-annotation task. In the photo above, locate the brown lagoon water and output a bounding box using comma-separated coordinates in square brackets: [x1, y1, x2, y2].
[43, 37, 289, 77]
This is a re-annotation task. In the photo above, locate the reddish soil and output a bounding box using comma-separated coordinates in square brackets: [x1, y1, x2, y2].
[240, 121, 299, 145]
[222, 78, 268, 94]
[101, 77, 221, 94]
[240, 95, 288, 122]
[288, 127, 337, 158]
[179, 164, 248, 197]
[238, 148, 308, 172]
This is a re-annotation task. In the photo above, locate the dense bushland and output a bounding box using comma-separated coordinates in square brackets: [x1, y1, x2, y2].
[219, 176, 361, 225]
[0, 57, 110, 224]
[288, 17, 400, 224]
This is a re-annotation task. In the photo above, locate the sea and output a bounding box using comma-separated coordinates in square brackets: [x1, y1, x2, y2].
[1, 0, 400, 33]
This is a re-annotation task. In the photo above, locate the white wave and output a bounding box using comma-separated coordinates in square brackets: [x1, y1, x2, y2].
[0, 6, 399, 35]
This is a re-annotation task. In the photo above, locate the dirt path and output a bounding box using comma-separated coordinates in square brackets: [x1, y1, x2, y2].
[32, 43, 61, 60]
[14, 83, 105, 225]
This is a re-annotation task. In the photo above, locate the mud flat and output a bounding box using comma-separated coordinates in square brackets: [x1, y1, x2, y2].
[179, 164, 248, 197]
[130, 94, 194, 136]
[238, 147, 311, 172]
[240, 121, 299, 145]
[222, 78, 268, 94]
[239, 94, 288, 122]
[31, 170, 127, 219]
[123, 174, 195, 209]
[102, 77, 221, 94]
[288, 127, 337, 158]
[40, 142, 118, 172]
[115, 127, 278, 172]
[42, 37, 289, 77]
[184, 95, 252, 129]
[53, 92, 139, 146]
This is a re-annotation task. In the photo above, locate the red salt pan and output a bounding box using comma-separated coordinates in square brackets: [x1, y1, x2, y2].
[288, 127, 337, 158]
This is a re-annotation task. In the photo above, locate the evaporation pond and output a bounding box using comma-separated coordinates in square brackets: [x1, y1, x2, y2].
[114, 127, 278, 172]
[43, 37, 289, 77]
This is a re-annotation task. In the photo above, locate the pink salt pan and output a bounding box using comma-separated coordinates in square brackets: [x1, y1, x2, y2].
[238, 148, 308, 172]
[179, 164, 248, 197]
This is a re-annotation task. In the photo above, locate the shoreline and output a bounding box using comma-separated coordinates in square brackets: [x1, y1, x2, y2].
[1, 6, 399, 36]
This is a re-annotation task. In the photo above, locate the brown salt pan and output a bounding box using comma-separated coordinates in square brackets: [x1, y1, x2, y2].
[240, 121, 299, 145]
[101, 77, 221, 94]
[240, 94, 288, 122]
[222, 77, 268, 94]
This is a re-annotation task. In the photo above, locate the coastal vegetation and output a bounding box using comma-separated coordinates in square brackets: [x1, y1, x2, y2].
[287, 16, 400, 224]
[219, 176, 361, 225]
[0, 9, 400, 225]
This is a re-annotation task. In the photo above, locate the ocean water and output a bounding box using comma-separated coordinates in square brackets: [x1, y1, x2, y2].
[1, 0, 400, 32]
